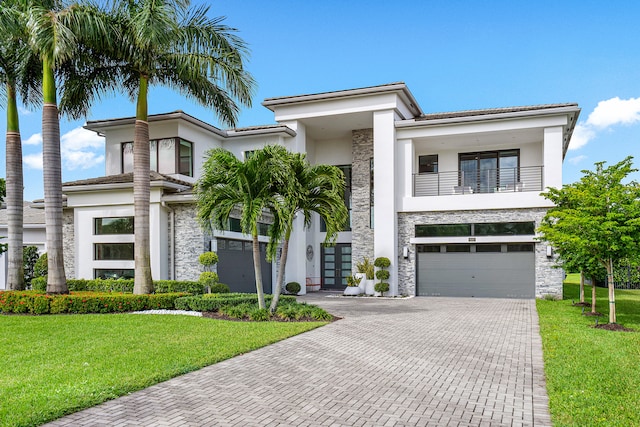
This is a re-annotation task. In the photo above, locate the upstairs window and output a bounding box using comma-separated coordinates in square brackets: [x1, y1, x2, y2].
[121, 138, 194, 177]
[419, 155, 438, 173]
[94, 217, 134, 235]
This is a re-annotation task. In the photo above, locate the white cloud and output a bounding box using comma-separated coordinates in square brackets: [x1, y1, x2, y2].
[23, 133, 42, 146]
[18, 107, 33, 116]
[61, 127, 105, 170]
[568, 124, 594, 150]
[23, 153, 43, 170]
[567, 155, 587, 165]
[568, 96, 640, 150]
[586, 97, 640, 128]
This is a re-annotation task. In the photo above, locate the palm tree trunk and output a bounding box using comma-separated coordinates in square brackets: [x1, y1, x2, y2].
[579, 271, 585, 303]
[252, 232, 265, 309]
[42, 59, 67, 294]
[606, 258, 616, 324]
[591, 276, 597, 314]
[5, 80, 24, 290]
[270, 230, 291, 313]
[133, 76, 153, 294]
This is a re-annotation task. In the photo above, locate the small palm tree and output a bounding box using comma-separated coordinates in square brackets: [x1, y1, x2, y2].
[268, 153, 348, 312]
[196, 146, 291, 309]
[0, 0, 41, 290]
[71, 0, 254, 294]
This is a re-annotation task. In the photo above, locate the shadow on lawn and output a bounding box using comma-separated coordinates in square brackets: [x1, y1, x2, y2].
[564, 282, 640, 329]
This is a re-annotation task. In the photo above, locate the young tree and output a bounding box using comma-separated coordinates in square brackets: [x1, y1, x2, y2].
[267, 152, 348, 312]
[540, 156, 640, 324]
[196, 146, 290, 309]
[69, 0, 254, 294]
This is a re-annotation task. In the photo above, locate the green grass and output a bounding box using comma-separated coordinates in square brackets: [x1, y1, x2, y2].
[537, 275, 640, 426]
[0, 314, 325, 427]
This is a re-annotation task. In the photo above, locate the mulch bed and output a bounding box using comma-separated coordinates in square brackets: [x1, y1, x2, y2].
[201, 312, 341, 322]
[592, 323, 636, 332]
[572, 302, 591, 307]
[583, 311, 603, 317]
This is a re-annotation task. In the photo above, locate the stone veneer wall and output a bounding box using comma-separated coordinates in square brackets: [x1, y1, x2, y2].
[173, 203, 207, 281]
[62, 209, 75, 279]
[397, 208, 563, 298]
[351, 129, 374, 265]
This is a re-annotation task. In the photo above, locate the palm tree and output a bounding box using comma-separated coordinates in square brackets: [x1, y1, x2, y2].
[23, 0, 110, 294]
[196, 146, 290, 309]
[268, 153, 348, 312]
[81, 0, 254, 294]
[0, 1, 41, 290]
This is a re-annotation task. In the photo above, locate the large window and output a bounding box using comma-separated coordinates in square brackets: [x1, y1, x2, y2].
[94, 243, 134, 260]
[94, 269, 134, 279]
[459, 150, 519, 193]
[94, 217, 134, 235]
[416, 221, 534, 237]
[121, 138, 193, 177]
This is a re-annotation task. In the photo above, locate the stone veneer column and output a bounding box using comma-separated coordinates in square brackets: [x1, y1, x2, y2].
[351, 129, 374, 265]
[62, 209, 75, 279]
[173, 203, 207, 281]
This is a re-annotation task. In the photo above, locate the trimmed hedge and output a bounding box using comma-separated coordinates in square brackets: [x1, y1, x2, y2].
[0, 291, 186, 315]
[31, 279, 205, 294]
[175, 294, 297, 312]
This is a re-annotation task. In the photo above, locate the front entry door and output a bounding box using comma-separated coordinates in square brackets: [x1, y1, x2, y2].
[321, 244, 352, 290]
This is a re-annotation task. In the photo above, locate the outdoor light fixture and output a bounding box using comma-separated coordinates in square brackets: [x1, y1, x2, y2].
[546, 246, 553, 258]
[402, 246, 409, 259]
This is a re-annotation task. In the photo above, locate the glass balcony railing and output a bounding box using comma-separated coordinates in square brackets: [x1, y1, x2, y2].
[413, 166, 543, 197]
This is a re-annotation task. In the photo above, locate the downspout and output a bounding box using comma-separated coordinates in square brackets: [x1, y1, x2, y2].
[161, 201, 175, 280]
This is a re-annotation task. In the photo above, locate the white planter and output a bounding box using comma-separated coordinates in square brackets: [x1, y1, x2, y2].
[343, 286, 361, 296]
[355, 273, 366, 293]
[365, 279, 376, 296]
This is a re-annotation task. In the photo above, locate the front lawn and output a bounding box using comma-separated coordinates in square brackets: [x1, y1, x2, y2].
[0, 314, 325, 427]
[537, 276, 640, 426]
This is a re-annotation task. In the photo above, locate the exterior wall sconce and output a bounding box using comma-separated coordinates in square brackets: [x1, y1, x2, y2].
[402, 246, 409, 259]
[546, 246, 553, 258]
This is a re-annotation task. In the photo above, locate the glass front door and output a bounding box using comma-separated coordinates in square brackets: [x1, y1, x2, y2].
[321, 244, 352, 290]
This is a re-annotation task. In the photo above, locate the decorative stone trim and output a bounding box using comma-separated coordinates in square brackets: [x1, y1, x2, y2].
[351, 129, 374, 265]
[63, 209, 75, 279]
[173, 203, 206, 281]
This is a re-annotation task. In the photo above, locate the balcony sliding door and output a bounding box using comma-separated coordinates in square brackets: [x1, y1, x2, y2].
[459, 150, 519, 193]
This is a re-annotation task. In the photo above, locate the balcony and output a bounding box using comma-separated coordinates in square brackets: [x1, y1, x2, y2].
[413, 166, 543, 197]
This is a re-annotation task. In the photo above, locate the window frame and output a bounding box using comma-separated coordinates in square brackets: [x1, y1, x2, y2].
[121, 137, 194, 177]
[418, 154, 439, 174]
[458, 149, 520, 191]
[94, 217, 135, 235]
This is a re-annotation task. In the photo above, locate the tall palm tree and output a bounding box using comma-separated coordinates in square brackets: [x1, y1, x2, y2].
[24, 0, 110, 294]
[0, 1, 41, 290]
[196, 146, 290, 309]
[79, 0, 254, 294]
[268, 153, 348, 312]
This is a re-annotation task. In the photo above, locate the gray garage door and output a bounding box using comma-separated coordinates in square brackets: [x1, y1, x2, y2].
[217, 238, 272, 294]
[417, 244, 534, 298]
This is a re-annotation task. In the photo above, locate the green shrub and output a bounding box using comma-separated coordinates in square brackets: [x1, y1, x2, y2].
[23, 246, 40, 286]
[285, 282, 301, 295]
[175, 294, 297, 313]
[375, 270, 390, 281]
[374, 282, 390, 296]
[33, 253, 48, 278]
[356, 258, 375, 280]
[210, 283, 230, 293]
[0, 291, 186, 315]
[374, 257, 391, 269]
[249, 308, 270, 321]
[198, 251, 219, 269]
[154, 280, 204, 294]
[31, 276, 47, 292]
[311, 306, 333, 321]
[63, 279, 203, 294]
[199, 271, 219, 286]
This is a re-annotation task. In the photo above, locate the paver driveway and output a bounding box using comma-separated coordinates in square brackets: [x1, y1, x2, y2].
[46, 296, 551, 427]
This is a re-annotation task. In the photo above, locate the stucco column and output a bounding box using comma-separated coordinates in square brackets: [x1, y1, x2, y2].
[543, 127, 563, 190]
[373, 110, 399, 295]
[282, 120, 308, 293]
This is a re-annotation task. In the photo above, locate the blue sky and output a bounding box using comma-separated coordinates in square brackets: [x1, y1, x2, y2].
[3, 0, 640, 201]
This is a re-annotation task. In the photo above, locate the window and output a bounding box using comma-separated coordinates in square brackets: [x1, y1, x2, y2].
[446, 244, 471, 253]
[417, 245, 441, 253]
[459, 150, 520, 193]
[121, 138, 194, 177]
[94, 243, 134, 260]
[474, 222, 535, 236]
[225, 218, 270, 236]
[416, 223, 471, 237]
[419, 155, 438, 173]
[94, 217, 134, 235]
[243, 150, 256, 160]
[94, 269, 134, 279]
[507, 244, 534, 252]
[475, 244, 502, 253]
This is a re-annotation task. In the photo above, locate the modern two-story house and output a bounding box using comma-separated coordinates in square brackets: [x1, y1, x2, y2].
[60, 82, 579, 298]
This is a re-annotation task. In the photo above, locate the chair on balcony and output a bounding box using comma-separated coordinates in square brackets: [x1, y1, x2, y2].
[504, 182, 524, 192]
[453, 185, 473, 195]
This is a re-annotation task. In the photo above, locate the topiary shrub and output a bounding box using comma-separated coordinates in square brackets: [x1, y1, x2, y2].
[285, 281, 301, 295]
[375, 270, 390, 281]
[374, 282, 390, 296]
[210, 283, 230, 293]
[198, 251, 219, 271]
[199, 271, 219, 284]
[374, 257, 391, 269]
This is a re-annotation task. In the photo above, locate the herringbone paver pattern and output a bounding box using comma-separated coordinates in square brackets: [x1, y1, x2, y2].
[45, 296, 551, 426]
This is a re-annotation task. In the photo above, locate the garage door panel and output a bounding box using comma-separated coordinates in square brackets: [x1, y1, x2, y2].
[417, 252, 534, 298]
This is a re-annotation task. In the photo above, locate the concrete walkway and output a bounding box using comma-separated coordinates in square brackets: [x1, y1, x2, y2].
[45, 296, 551, 426]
